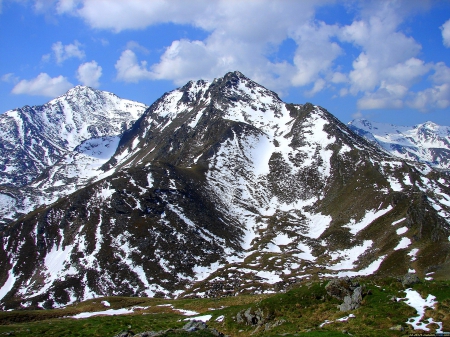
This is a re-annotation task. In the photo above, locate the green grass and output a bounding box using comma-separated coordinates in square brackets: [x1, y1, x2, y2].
[0, 277, 448, 337]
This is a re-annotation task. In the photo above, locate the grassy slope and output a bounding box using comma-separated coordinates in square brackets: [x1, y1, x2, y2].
[0, 277, 448, 337]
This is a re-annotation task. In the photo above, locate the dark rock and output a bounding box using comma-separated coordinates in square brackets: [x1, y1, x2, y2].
[182, 320, 208, 332]
[401, 273, 420, 287]
[235, 307, 269, 326]
[113, 331, 134, 337]
[326, 278, 367, 312]
[325, 277, 359, 301]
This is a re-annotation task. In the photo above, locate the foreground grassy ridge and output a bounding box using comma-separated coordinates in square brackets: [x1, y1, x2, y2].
[0, 277, 448, 337]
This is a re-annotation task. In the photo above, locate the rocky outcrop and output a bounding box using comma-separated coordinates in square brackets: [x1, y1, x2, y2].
[234, 307, 284, 333]
[236, 307, 270, 326]
[400, 273, 421, 288]
[325, 278, 368, 311]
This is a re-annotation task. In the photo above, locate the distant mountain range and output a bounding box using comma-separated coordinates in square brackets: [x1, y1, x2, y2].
[348, 119, 450, 171]
[0, 72, 448, 310]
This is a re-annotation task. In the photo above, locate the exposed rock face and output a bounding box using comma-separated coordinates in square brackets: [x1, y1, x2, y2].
[0, 71, 449, 309]
[325, 278, 368, 311]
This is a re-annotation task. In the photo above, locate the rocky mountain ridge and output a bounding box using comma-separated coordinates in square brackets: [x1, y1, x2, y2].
[0, 72, 449, 310]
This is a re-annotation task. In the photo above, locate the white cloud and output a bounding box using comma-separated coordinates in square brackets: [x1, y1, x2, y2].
[125, 41, 150, 54]
[54, 0, 449, 114]
[384, 58, 430, 86]
[408, 84, 450, 111]
[77, 61, 102, 87]
[357, 82, 407, 110]
[59, 0, 208, 31]
[352, 111, 363, 119]
[290, 21, 342, 87]
[51, 40, 85, 64]
[1, 73, 19, 84]
[339, 11, 423, 95]
[305, 78, 326, 97]
[56, 0, 81, 13]
[441, 19, 450, 48]
[334, 1, 442, 112]
[432, 62, 450, 85]
[115, 49, 153, 83]
[11, 73, 73, 97]
[407, 62, 450, 111]
[331, 72, 347, 84]
[59, 0, 336, 93]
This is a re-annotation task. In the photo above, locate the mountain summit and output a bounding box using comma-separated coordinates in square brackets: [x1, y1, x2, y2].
[0, 86, 147, 227]
[0, 72, 449, 309]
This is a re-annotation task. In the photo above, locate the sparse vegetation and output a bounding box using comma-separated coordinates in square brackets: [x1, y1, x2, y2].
[0, 277, 448, 337]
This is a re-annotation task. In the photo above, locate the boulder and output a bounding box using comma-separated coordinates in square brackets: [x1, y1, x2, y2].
[326, 278, 367, 312]
[183, 320, 208, 332]
[401, 273, 420, 287]
[325, 277, 360, 300]
[235, 307, 269, 326]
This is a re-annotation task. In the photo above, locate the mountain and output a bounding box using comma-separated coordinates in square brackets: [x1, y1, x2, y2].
[348, 119, 450, 171]
[0, 86, 148, 227]
[0, 72, 449, 310]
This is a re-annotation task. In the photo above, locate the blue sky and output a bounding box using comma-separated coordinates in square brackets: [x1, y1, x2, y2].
[1, 0, 450, 126]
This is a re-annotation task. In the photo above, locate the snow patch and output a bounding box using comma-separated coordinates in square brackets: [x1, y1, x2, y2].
[329, 240, 373, 270]
[344, 206, 393, 234]
[396, 227, 408, 235]
[184, 315, 212, 322]
[392, 218, 406, 226]
[402, 289, 439, 331]
[71, 308, 134, 319]
[394, 237, 411, 250]
[408, 248, 419, 261]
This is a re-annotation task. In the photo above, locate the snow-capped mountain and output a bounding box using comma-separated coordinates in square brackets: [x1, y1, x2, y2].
[0, 72, 449, 310]
[0, 86, 148, 227]
[348, 119, 450, 171]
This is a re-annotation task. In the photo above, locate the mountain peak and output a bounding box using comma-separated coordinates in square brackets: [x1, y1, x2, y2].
[418, 121, 439, 130]
[60, 85, 117, 101]
[65, 84, 96, 94]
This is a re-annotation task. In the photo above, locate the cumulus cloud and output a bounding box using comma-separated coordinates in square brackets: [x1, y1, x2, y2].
[290, 21, 342, 87]
[51, 40, 85, 64]
[52, 0, 449, 114]
[408, 84, 450, 111]
[115, 50, 153, 83]
[57, 0, 335, 92]
[441, 19, 450, 48]
[357, 83, 407, 110]
[407, 62, 450, 111]
[11, 73, 73, 97]
[77, 61, 102, 87]
[331, 1, 441, 112]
